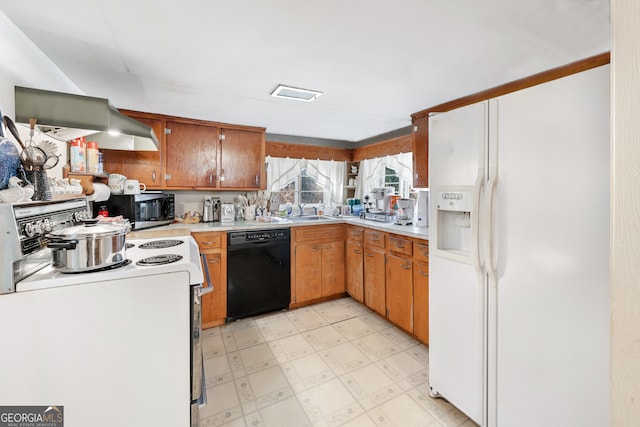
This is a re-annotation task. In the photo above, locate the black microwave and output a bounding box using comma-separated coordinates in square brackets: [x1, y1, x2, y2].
[96, 192, 175, 230]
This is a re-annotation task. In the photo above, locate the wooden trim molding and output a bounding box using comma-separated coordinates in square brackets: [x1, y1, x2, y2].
[352, 134, 413, 162]
[265, 141, 352, 161]
[118, 109, 266, 133]
[411, 52, 611, 119]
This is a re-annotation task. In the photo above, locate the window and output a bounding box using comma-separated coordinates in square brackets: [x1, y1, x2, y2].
[354, 153, 413, 202]
[384, 166, 401, 194]
[277, 168, 326, 205]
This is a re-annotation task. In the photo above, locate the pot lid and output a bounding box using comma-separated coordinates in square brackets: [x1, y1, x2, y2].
[48, 221, 129, 239]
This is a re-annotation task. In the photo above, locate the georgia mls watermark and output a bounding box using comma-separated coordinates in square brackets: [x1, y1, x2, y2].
[0, 406, 63, 427]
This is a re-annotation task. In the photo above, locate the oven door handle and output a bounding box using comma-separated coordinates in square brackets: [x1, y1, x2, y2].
[199, 253, 214, 295]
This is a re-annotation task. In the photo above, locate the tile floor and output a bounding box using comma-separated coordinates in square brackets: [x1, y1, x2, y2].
[199, 296, 477, 427]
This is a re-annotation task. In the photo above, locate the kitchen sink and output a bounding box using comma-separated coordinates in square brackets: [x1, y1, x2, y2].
[287, 215, 321, 221]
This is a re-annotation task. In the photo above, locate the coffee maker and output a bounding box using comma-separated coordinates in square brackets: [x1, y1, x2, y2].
[369, 187, 395, 213]
[395, 198, 415, 225]
[202, 196, 220, 222]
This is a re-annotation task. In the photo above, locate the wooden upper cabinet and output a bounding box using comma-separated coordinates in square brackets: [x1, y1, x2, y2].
[219, 128, 265, 189]
[101, 114, 164, 188]
[123, 116, 164, 188]
[413, 115, 429, 188]
[165, 121, 219, 187]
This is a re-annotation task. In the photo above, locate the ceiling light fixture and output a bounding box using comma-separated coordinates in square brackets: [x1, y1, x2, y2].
[270, 84, 322, 102]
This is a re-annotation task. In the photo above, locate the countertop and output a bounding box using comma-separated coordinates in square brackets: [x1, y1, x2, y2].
[129, 215, 429, 240]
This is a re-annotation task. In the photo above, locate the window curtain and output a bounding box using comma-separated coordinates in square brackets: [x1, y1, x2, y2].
[266, 156, 346, 207]
[355, 152, 413, 200]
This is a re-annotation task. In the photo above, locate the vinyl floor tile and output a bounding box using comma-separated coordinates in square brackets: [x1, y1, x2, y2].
[200, 297, 476, 427]
[281, 353, 335, 392]
[268, 333, 316, 362]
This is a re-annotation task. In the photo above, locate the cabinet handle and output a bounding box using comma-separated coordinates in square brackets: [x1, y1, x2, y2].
[354, 249, 362, 254]
[255, 174, 259, 185]
[220, 168, 225, 182]
[419, 270, 429, 277]
[209, 173, 213, 184]
[366, 253, 374, 257]
[394, 241, 405, 248]
[165, 173, 171, 180]
[422, 251, 429, 257]
[207, 259, 219, 264]
[400, 264, 410, 270]
[202, 241, 216, 245]
[152, 170, 156, 183]
[312, 247, 319, 252]
[371, 237, 380, 242]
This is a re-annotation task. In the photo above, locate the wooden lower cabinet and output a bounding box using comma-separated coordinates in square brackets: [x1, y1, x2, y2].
[346, 226, 364, 303]
[294, 243, 322, 302]
[192, 231, 227, 328]
[363, 246, 386, 316]
[346, 240, 364, 303]
[292, 225, 345, 306]
[386, 253, 413, 333]
[413, 259, 429, 344]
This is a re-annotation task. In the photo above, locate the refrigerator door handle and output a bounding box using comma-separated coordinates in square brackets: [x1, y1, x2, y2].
[472, 169, 485, 278]
[483, 165, 498, 282]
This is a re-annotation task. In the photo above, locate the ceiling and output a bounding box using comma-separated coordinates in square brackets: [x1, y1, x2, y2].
[0, 0, 610, 144]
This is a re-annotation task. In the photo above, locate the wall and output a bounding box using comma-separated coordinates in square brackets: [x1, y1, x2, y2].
[611, 1, 640, 424]
[0, 10, 80, 180]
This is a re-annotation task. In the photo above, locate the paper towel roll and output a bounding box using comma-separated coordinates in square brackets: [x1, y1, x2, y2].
[87, 182, 110, 202]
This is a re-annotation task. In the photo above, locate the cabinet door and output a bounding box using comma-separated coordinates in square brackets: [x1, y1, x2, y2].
[413, 115, 429, 188]
[122, 116, 164, 188]
[201, 252, 225, 326]
[219, 128, 264, 189]
[101, 116, 164, 188]
[321, 240, 345, 297]
[165, 121, 218, 187]
[346, 240, 364, 303]
[413, 260, 429, 344]
[294, 243, 322, 303]
[386, 253, 413, 332]
[364, 246, 385, 316]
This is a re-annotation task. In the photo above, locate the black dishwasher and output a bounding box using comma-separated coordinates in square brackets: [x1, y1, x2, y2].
[227, 229, 291, 322]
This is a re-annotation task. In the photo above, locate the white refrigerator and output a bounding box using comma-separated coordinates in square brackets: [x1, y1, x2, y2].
[428, 65, 609, 427]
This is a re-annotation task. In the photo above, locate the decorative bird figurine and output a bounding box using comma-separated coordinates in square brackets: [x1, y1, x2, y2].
[0, 176, 34, 203]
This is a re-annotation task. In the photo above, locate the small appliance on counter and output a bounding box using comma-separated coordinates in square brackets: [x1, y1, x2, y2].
[415, 189, 429, 227]
[363, 187, 396, 222]
[96, 192, 174, 230]
[202, 196, 220, 222]
[369, 187, 395, 213]
[221, 203, 235, 222]
[395, 198, 415, 225]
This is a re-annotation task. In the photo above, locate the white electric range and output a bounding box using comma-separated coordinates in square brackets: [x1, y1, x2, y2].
[17, 235, 204, 291]
[0, 198, 209, 427]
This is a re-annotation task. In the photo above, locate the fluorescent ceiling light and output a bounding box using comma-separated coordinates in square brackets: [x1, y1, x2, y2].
[270, 84, 322, 102]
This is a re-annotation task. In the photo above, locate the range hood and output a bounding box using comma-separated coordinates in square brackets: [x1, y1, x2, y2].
[14, 86, 159, 151]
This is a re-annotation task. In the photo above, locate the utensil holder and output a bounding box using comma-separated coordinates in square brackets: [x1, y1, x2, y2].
[26, 170, 52, 201]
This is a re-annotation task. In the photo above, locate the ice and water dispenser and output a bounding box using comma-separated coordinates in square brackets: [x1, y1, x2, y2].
[434, 188, 474, 263]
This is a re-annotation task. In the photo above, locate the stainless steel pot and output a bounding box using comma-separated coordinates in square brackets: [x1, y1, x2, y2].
[47, 221, 130, 272]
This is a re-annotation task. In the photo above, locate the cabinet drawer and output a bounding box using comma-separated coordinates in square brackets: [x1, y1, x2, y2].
[364, 230, 386, 248]
[192, 232, 223, 249]
[415, 260, 429, 277]
[293, 224, 344, 243]
[414, 241, 429, 263]
[347, 226, 364, 242]
[388, 235, 412, 256]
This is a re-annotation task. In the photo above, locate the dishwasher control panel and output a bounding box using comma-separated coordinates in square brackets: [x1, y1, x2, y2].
[228, 228, 290, 245]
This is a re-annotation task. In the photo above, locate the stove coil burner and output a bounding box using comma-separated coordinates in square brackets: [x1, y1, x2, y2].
[125, 243, 135, 249]
[138, 239, 185, 250]
[136, 254, 183, 266]
[62, 259, 132, 274]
